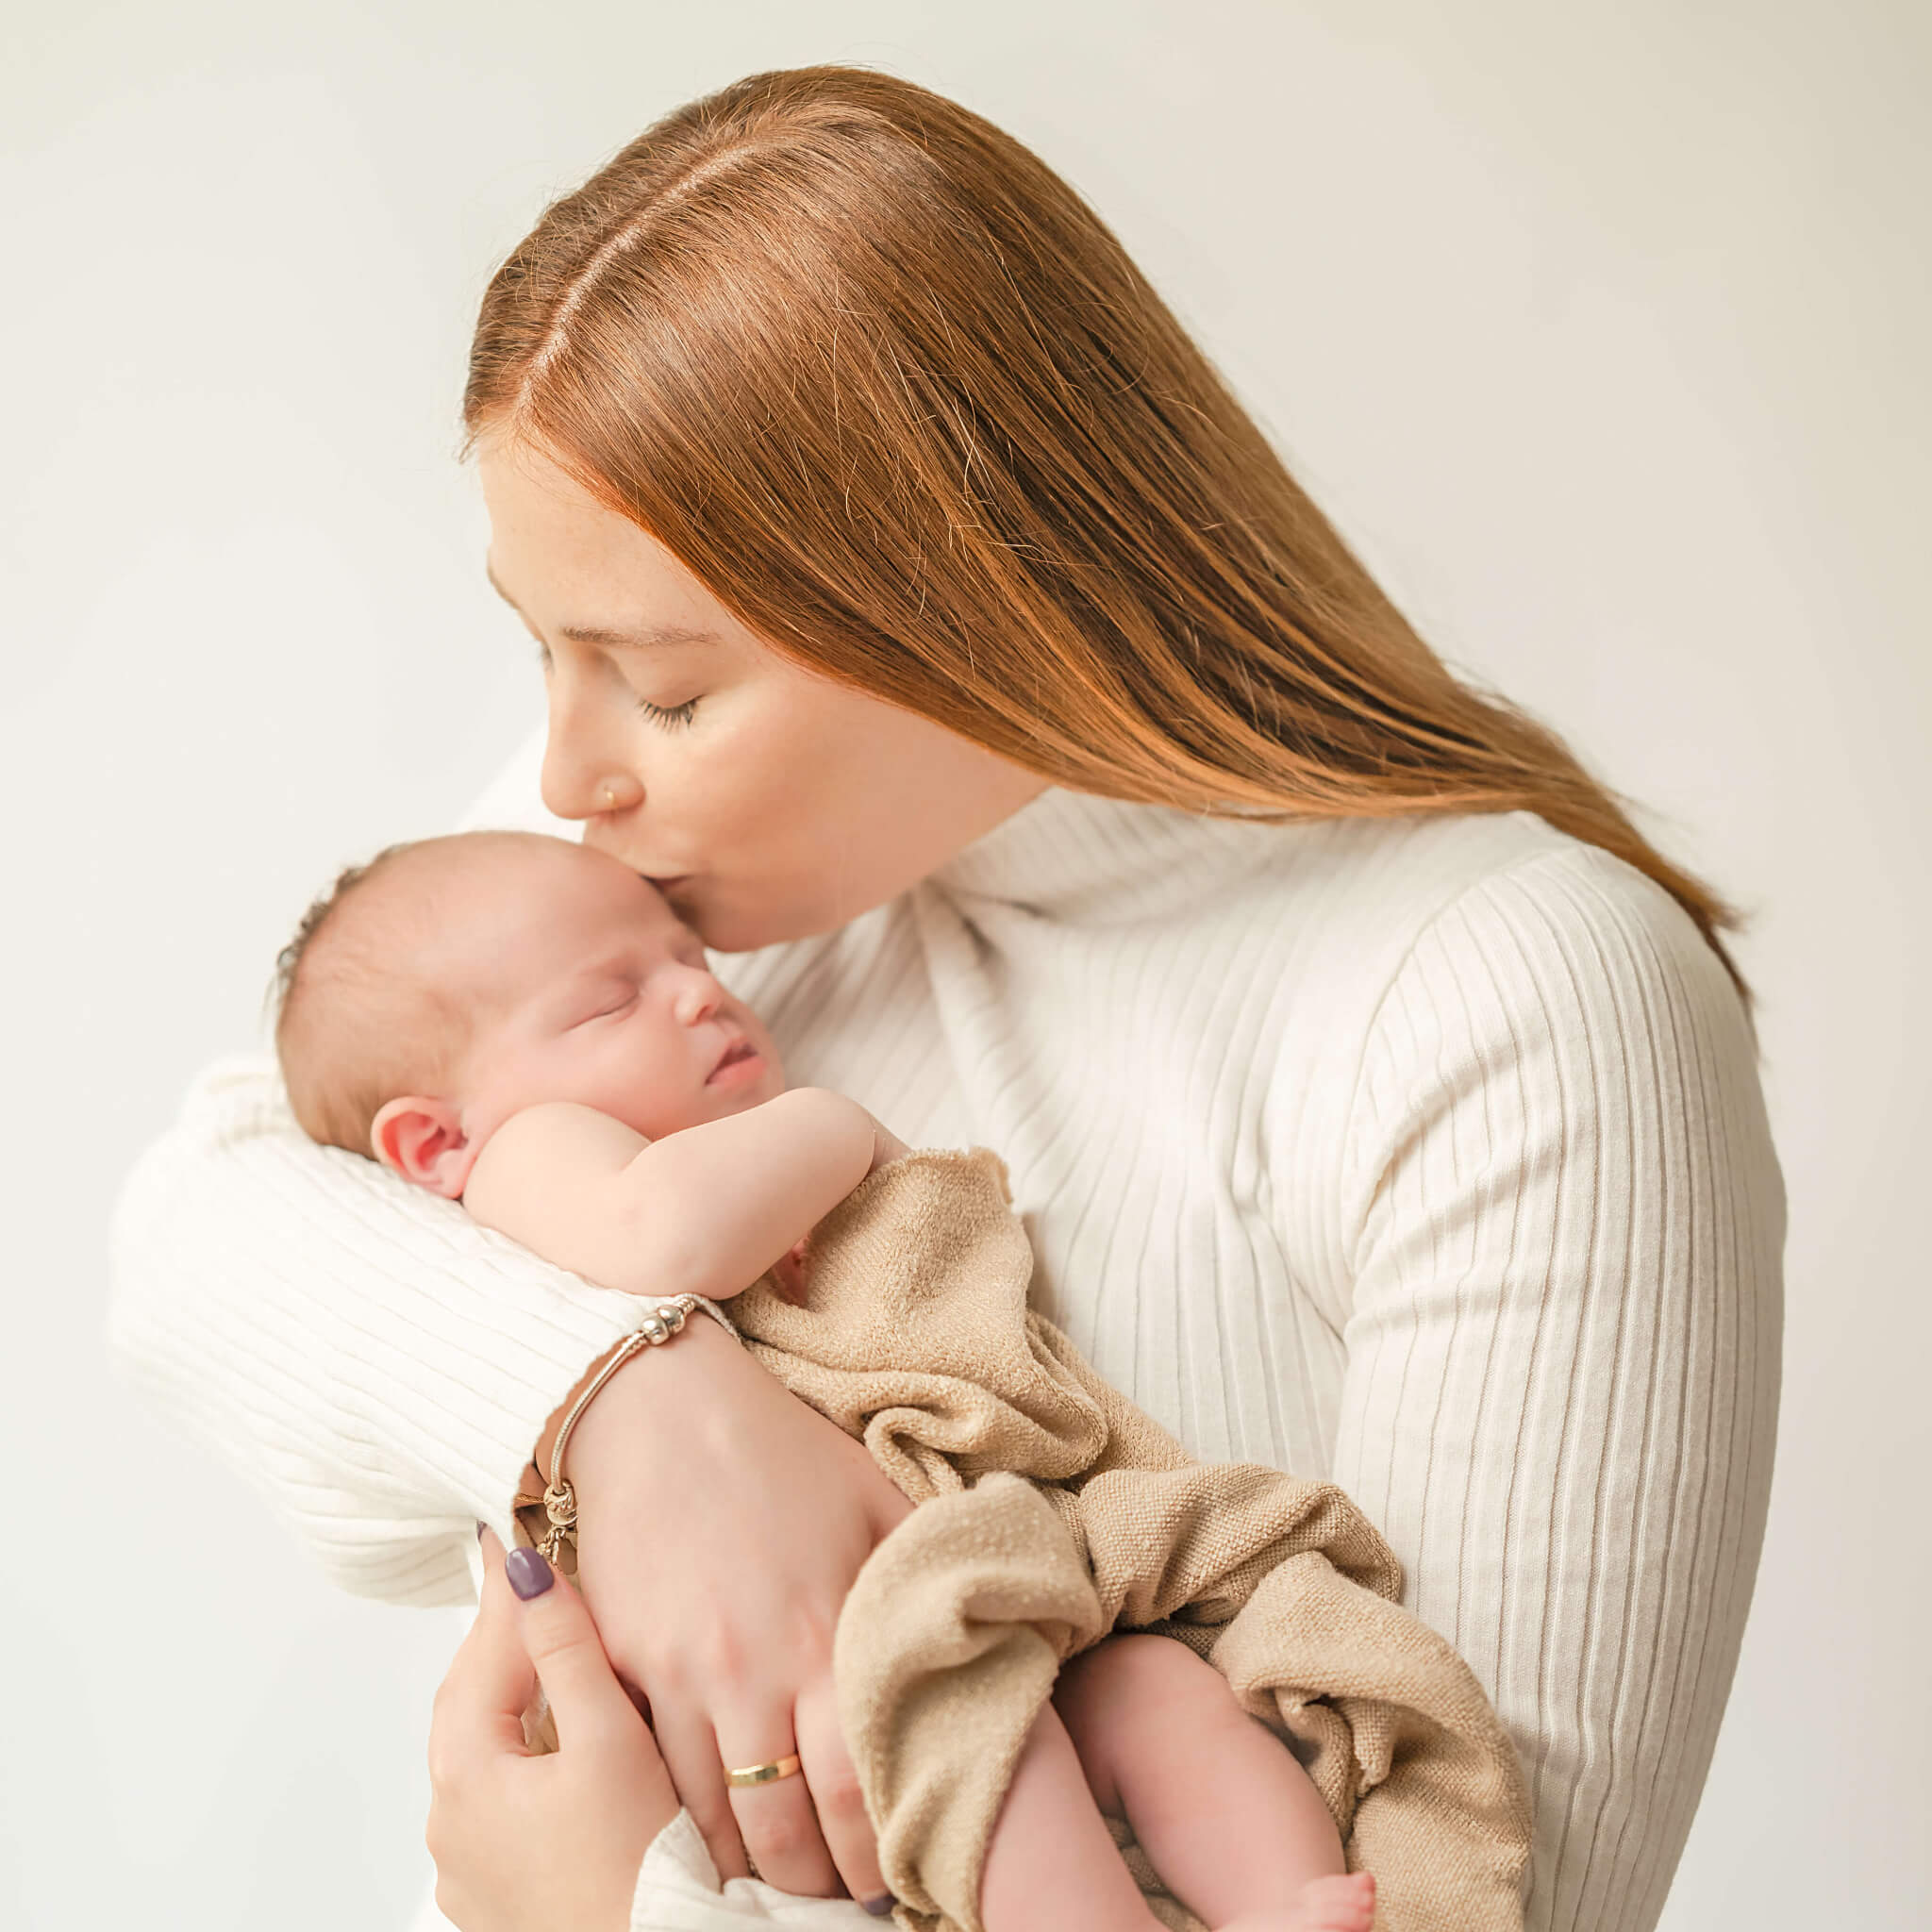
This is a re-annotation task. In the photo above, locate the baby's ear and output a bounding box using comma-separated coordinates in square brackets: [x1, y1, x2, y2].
[370, 1096, 473, 1198]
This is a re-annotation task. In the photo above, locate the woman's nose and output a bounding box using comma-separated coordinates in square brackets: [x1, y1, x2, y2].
[539, 683, 641, 822]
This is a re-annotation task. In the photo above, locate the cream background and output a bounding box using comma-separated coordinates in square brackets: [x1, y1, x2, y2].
[3, 2, 1924, 1926]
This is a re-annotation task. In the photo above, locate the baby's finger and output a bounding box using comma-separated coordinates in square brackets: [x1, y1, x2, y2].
[504, 1545, 670, 1781]
[429, 1527, 538, 1773]
[771, 1250, 810, 1306]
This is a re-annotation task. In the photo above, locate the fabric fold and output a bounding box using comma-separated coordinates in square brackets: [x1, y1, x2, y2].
[729, 1148, 1532, 1932]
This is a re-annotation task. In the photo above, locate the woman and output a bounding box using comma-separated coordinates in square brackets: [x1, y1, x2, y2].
[109, 64, 1783, 1932]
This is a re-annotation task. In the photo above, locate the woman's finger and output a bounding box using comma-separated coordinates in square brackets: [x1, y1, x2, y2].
[716, 1699, 841, 1898]
[501, 1545, 674, 1787]
[431, 1526, 539, 1772]
[426, 1535, 681, 1931]
[793, 1672, 891, 1912]
[650, 1692, 752, 1882]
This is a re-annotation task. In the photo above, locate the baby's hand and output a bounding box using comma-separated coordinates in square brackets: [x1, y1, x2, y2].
[758, 1107, 908, 1306]
[866, 1120, 913, 1176]
[770, 1238, 811, 1306]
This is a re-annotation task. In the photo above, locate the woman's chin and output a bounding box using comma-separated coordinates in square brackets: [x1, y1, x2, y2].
[694, 885, 897, 956]
[686, 895, 824, 956]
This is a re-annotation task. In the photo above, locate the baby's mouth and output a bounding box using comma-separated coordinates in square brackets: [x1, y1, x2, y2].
[708, 1038, 758, 1081]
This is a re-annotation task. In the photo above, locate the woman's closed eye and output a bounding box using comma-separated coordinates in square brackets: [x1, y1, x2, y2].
[526, 628, 698, 730]
[636, 695, 698, 729]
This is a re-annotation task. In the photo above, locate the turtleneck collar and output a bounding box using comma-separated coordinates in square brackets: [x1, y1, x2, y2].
[923, 785, 1305, 924]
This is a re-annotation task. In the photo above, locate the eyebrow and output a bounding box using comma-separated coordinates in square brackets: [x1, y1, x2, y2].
[485, 559, 720, 652]
[568, 931, 705, 987]
[571, 949, 635, 978]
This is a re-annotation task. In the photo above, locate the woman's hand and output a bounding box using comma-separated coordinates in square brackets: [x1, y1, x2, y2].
[559, 1314, 911, 1910]
[426, 1529, 679, 1932]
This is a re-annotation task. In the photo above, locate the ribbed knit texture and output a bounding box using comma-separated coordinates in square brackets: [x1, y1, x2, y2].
[108, 759, 1782, 1932]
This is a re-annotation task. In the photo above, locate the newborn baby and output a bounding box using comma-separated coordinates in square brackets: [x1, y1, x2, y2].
[274, 829, 1529, 1932]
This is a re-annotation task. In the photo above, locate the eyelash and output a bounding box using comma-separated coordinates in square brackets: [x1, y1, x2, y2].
[528, 645, 697, 730]
[636, 697, 699, 729]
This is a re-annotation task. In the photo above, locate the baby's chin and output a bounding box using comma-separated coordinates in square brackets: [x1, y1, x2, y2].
[710, 1051, 787, 1112]
[658, 1052, 786, 1130]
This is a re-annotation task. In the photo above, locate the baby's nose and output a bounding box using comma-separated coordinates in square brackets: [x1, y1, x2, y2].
[672, 971, 722, 1026]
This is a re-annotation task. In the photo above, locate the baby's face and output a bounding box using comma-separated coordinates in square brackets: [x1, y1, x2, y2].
[443, 838, 786, 1149]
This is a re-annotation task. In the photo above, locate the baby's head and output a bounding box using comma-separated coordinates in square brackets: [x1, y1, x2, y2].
[273, 830, 784, 1196]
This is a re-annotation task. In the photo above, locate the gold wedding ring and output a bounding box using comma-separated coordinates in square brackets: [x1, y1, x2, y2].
[725, 1753, 803, 1789]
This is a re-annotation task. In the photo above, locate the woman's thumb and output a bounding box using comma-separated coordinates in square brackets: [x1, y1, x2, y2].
[503, 1546, 644, 1755]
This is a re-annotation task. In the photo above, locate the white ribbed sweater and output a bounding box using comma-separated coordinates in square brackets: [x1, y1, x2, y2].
[108, 763, 1782, 1932]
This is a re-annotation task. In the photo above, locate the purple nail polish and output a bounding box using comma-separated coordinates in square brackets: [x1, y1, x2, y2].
[505, 1546, 555, 1600]
[475, 1519, 488, 1541]
[862, 1896, 896, 1919]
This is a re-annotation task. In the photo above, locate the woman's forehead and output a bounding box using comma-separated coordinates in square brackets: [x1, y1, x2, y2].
[479, 444, 719, 622]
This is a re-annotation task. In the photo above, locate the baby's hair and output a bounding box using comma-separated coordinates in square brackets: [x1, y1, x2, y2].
[270, 842, 408, 1028]
[271, 833, 527, 1156]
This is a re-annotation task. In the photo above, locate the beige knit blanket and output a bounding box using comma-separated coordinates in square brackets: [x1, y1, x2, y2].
[717, 1148, 1531, 1932]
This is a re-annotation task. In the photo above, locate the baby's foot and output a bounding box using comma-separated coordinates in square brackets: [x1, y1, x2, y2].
[1220, 1870, 1376, 1932]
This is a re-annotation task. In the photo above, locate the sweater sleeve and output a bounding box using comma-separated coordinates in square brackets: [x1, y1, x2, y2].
[1332, 845, 1784, 1932]
[402, 1808, 881, 1928]
[108, 1053, 655, 1605]
[629, 1813, 878, 1928]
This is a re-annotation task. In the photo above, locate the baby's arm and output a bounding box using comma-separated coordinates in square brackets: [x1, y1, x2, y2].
[461, 1088, 892, 1303]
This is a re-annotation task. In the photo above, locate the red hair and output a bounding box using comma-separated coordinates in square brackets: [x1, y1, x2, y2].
[463, 64, 1749, 1009]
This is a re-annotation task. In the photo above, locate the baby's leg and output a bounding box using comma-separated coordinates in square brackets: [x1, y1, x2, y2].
[1054, 1634, 1375, 1932]
[978, 1702, 1166, 1931]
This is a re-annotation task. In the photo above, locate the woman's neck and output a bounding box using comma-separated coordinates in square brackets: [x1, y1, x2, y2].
[924, 785, 1312, 924]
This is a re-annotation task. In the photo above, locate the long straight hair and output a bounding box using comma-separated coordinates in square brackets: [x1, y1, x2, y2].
[464, 65, 1749, 1008]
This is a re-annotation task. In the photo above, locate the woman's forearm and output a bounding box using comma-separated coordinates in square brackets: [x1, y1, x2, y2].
[108, 1055, 659, 1598]
[531, 1301, 751, 1481]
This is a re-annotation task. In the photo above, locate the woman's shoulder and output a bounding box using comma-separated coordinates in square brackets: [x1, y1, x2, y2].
[1261, 809, 1763, 1175]
[1272, 812, 1776, 1292]
[1276, 807, 1742, 1030]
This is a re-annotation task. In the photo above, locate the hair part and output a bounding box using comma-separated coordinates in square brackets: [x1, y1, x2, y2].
[464, 63, 1750, 1014]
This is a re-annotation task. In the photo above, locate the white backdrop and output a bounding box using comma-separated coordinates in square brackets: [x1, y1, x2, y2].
[5, 3, 1926, 1927]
